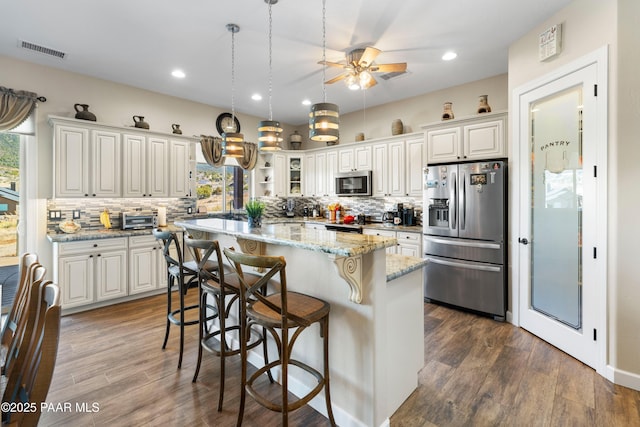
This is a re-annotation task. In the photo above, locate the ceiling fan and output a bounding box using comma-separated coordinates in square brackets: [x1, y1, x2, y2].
[320, 47, 407, 90]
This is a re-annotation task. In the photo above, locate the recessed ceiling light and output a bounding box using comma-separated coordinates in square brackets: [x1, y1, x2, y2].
[302, 99, 311, 106]
[251, 93, 263, 101]
[171, 69, 186, 78]
[442, 51, 457, 61]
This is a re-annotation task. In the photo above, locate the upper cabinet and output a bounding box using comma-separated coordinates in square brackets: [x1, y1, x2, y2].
[50, 116, 195, 199]
[424, 111, 507, 164]
[54, 124, 121, 198]
[338, 145, 372, 172]
[287, 155, 303, 197]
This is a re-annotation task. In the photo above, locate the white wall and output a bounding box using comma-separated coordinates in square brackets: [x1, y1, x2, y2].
[509, 0, 640, 382]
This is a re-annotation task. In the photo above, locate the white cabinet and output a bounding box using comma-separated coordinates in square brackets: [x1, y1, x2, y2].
[372, 141, 405, 197]
[424, 111, 506, 164]
[396, 231, 421, 257]
[123, 134, 169, 197]
[53, 124, 121, 197]
[287, 155, 303, 197]
[169, 139, 193, 198]
[326, 151, 338, 196]
[338, 145, 372, 172]
[362, 228, 422, 256]
[304, 153, 317, 197]
[303, 151, 335, 197]
[272, 153, 287, 197]
[405, 138, 426, 197]
[128, 235, 165, 295]
[54, 237, 128, 309]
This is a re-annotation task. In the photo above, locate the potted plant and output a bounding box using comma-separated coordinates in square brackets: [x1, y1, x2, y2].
[245, 199, 265, 228]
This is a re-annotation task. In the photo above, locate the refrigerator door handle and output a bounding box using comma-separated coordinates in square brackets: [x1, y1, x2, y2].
[460, 172, 466, 230]
[450, 172, 457, 229]
[426, 256, 502, 273]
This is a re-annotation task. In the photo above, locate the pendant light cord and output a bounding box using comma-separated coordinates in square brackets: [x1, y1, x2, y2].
[268, 1, 274, 120]
[322, 0, 327, 103]
[230, 25, 237, 123]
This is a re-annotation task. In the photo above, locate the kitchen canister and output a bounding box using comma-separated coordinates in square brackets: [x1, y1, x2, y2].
[391, 119, 403, 135]
[477, 95, 492, 114]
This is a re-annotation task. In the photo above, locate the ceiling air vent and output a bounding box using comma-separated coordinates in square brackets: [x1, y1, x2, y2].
[379, 70, 409, 81]
[19, 40, 66, 59]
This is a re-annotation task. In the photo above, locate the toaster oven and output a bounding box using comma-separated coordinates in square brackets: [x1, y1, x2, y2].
[120, 212, 158, 230]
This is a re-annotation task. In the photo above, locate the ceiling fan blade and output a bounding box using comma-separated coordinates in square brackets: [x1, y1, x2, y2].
[371, 63, 407, 73]
[318, 60, 347, 68]
[359, 47, 381, 66]
[325, 73, 349, 84]
[362, 76, 378, 89]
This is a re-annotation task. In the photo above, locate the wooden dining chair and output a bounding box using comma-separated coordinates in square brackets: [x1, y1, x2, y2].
[1, 280, 61, 426]
[1, 256, 45, 375]
[185, 236, 272, 411]
[223, 248, 336, 426]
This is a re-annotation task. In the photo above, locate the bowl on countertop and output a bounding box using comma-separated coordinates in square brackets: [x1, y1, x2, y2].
[59, 220, 82, 234]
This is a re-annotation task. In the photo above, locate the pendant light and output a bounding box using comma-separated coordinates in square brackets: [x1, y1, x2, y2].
[309, 0, 339, 143]
[258, 0, 283, 151]
[222, 23, 245, 158]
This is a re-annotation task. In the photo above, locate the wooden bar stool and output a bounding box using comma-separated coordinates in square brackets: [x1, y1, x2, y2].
[153, 229, 215, 369]
[224, 248, 336, 426]
[185, 236, 272, 411]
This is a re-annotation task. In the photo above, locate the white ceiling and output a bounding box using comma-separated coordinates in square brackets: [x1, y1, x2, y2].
[1, 0, 571, 125]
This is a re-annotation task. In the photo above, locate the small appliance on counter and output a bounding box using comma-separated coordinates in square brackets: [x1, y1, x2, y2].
[121, 211, 158, 230]
[283, 199, 296, 218]
[382, 211, 395, 226]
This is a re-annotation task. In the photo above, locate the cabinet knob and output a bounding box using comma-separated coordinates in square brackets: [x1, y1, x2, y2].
[93, 244, 98, 247]
[97, 254, 101, 257]
[89, 255, 93, 258]
[92, 193, 96, 197]
[84, 194, 89, 197]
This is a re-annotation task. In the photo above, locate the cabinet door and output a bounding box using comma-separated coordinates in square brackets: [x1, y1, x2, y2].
[91, 130, 121, 197]
[326, 151, 338, 196]
[463, 119, 505, 160]
[354, 145, 373, 170]
[58, 254, 94, 308]
[388, 141, 405, 196]
[427, 127, 461, 163]
[273, 153, 287, 197]
[147, 137, 169, 197]
[405, 138, 426, 197]
[169, 140, 191, 197]
[129, 246, 158, 295]
[396, 231, 422, 257]
[95, 249, 128, 301]
[122, 134, 147, 197]
[55, 125, 89, 197]
[315, 152, 327, 196]
[304, 153, 316, 197]
[338, 148, 354, 172]
[371, 143, 388, 197]
[288, 155, 303, 197]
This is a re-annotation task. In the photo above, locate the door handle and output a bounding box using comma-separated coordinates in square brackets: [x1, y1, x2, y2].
[518, 238, 529, 245]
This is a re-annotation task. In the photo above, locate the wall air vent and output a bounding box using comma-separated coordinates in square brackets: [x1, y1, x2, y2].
[18, 40, 66, 59]
[379, 70, 409, 81]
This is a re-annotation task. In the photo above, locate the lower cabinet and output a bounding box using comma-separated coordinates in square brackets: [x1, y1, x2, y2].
[54, 237, 128, 309]
[128, 235, 166, 295]
[363, 228, 422, 256]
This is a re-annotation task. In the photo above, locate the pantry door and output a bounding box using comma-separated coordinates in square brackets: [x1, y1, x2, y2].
[512, 47, 607, 370]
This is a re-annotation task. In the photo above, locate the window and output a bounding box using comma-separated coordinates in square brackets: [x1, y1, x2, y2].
[195, 143, 250, 214]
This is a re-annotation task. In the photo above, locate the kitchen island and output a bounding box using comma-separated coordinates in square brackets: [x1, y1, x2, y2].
[175, 218, 426, 427]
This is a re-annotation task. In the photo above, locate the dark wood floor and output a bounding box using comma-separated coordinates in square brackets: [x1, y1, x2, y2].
[41, 291, 640, 426]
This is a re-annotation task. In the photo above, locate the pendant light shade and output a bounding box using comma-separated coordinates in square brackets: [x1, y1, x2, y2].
[309, 103, 339, 142]
[258, 0, 283, 151]
[258, 119, 283, 150]
[222, 23, 245, 158]
[310, 0, 339, 144]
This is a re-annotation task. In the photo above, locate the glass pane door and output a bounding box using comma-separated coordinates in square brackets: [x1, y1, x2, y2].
[530, 87, 583, 329]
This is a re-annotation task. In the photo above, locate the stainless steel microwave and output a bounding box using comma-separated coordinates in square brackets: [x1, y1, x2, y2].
[335, 170, 372, 196]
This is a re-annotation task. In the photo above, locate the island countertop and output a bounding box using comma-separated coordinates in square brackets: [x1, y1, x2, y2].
[174, 218, 397, 257]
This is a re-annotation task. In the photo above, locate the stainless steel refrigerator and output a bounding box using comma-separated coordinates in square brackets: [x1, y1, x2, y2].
[422, 160, 507, 320]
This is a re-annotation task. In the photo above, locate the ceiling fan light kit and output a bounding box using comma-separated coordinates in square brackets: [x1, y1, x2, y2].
[222, 23, 246, 158]
[258, 0, 283, 151]
[310, 0, 340, 144]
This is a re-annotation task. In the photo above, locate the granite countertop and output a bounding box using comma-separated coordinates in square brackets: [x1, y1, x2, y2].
[175, 218, 397, 257]
[386, 254, 428, 282]
[46, 224, 183, 243]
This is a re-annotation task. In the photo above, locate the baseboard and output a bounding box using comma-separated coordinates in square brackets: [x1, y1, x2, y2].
[606, 365, 640, 391]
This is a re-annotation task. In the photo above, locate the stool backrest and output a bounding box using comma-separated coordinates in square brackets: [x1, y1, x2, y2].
[224, 249, 310, 327]
[153, 229, 184, 269]
[184, 236, 224, 281]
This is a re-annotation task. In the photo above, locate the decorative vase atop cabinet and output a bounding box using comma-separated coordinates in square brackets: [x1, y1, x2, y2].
[477, 95, 492, 114]
[74, 104, 97, 121]
[392, 119, 403, 135]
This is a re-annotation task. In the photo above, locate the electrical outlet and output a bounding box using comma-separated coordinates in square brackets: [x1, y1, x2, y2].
[187, 207, 193, 215]
[55, 211, 61, 219]
[73, 210, 81, 219]
[49, 210, 62, 220]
